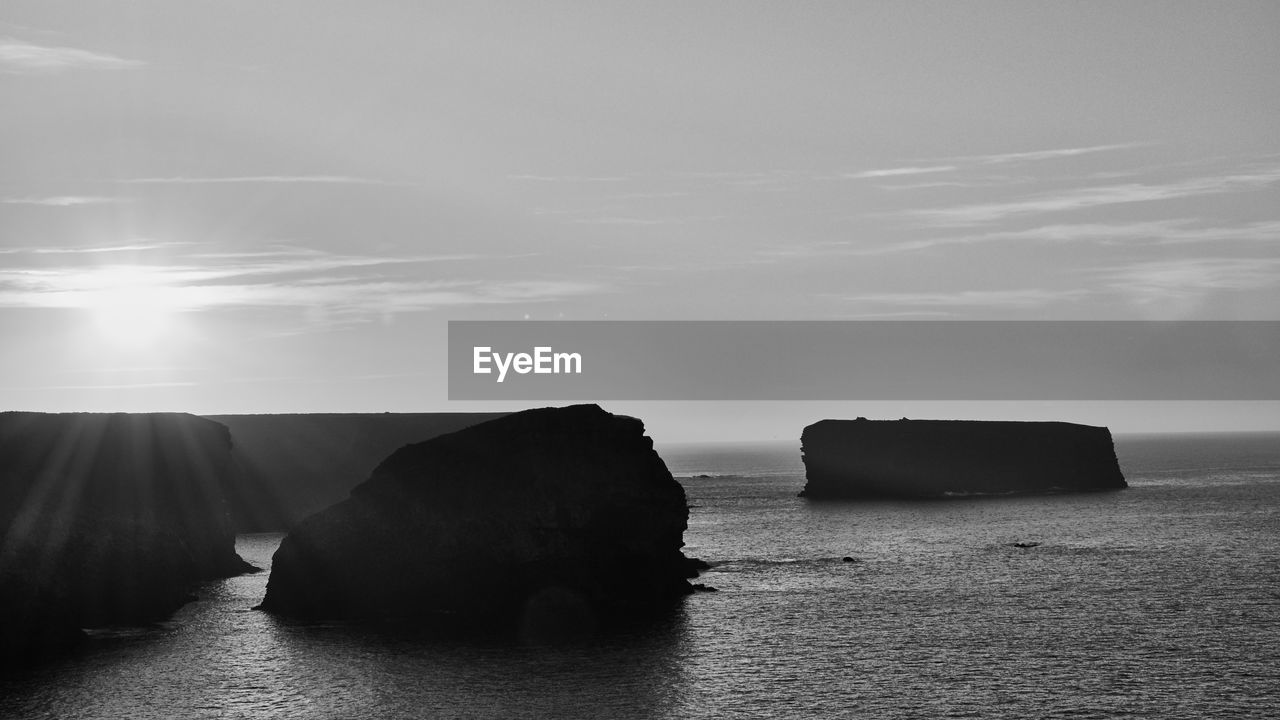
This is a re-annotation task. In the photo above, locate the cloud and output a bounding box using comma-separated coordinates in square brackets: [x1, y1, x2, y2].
[1142, 220, 1280, 244]
[850, 217, 1280, 257]
[118, 175, 406, 186]
[842, 165, 956, 179]
[607, 191, 691, 200]
[571, 216, 672, 226]
[1, 195, 120, 206]
[947, 143, 1142, 165]
[911, 167, 1280, 226]
[0, 241, 189, 256]
[853, 219, 1197, 255]
[0, 38, 143, 73]
[1097, 257, 1280, 306]
[992, 219, 1280, 246]
[507, 174, 629, 183]
[655, 145, 1132, 193]
[569, 215, 721, 226]
[168, 278, 605, 319]
[876, 181, 991, 191]
[962, 219, 1196, 244]
[0, 247, 602, 319]
[826, 288, 1089, 308]
[874, 176, 1033, 192]
[35, 382, 197, 391]
[1, 250, 478, 290]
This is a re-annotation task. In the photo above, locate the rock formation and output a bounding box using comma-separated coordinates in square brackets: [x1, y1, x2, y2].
[0, 412, 253, 666]
[799, 418, 1126, 499]
[258, 405, 698, 637]
[207, 413, 506, 532]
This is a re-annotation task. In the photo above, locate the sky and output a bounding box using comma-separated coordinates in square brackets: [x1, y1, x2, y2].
[2, 1, 1278, 440]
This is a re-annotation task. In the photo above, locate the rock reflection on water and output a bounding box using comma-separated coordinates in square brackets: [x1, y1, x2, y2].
[0, 534, 693, 720]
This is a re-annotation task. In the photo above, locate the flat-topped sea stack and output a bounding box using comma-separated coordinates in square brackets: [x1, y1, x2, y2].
[258, 404, 698, 637]
[799, 418, 1127, 499]
[0, 412, 253, 666]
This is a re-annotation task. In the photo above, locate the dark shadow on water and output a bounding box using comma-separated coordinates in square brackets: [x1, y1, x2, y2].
[256, 604, 695, 718]
[260, 599, 692, 651]
[4, 587, 696, 719]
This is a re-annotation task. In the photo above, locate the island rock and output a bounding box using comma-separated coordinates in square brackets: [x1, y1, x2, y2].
[258, 405, 697, 636]
[799, 418, 1126, 499]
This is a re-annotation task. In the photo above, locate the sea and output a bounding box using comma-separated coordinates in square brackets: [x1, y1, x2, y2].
[2, 432, 1278, 719]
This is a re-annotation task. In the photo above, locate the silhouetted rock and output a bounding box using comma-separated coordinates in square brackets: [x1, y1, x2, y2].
[799, 418, 1127, 499]
[683, 557, 712, 576]
[259, 405, 698, 635]
[207, 413, 506, 532]
[0, 412, 252, 667]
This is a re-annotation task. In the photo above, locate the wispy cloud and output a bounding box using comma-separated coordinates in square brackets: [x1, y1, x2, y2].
[876, 220, 1197, 255]
[947, 143, 1142, 165]
[571, 216, 672, 226]
[118, 175, 406, 186]
[1, 195, 121, 206]
[0, 241, 188, 256]
[1097, 257, 1280, 306]
[0, 37, 143, 73]
[190, 279, 601, 315]
[1131, 220, 1280, 245]
[607, 191, 690, 200]
[831, 310, 960, 319]
[0, 247, 601, 319]
[912, 166, 1280, 226]
[34, 381, 197, 391]
[850, 218, 1280, 257]
[842, 165, 956, 180]
[875, 176, 1033, 192]
[507, 174, 629, 183]
[826, 288, 1089, 308]
[570, 215, 721, 226]
[876, 180, 991, 191]
[15, 250, 481, 289]
[987, 219, 1280, 246]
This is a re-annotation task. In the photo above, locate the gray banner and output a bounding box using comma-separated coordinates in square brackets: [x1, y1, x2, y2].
[447, 321, 1280, 401]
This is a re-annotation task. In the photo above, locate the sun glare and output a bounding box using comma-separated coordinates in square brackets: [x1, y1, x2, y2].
[83, 265, 182, 348]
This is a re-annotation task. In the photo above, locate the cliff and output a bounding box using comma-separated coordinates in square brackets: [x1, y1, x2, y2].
[799, 418, 1127, 499]
[258, 405, 697, 637]
[206, 413, 506, 532]
[0, 412, 253, 666]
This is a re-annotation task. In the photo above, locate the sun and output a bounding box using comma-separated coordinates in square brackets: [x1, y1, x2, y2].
[82, 265, 183, 348]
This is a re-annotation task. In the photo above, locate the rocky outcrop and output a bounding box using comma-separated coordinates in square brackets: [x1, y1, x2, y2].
[207, 413, 506, 532]
[799, 418, 1127, 499]
[258, 405, 697, 637]
[0, 412, 253, 666]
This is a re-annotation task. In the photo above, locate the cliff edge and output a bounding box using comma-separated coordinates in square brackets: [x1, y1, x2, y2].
[207, 412, 506, 532]
[0, 412, 253, 667]
[799, 418, 1127, 499]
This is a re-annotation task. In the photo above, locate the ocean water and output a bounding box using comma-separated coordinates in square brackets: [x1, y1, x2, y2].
[2, 433, 1278, 718]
